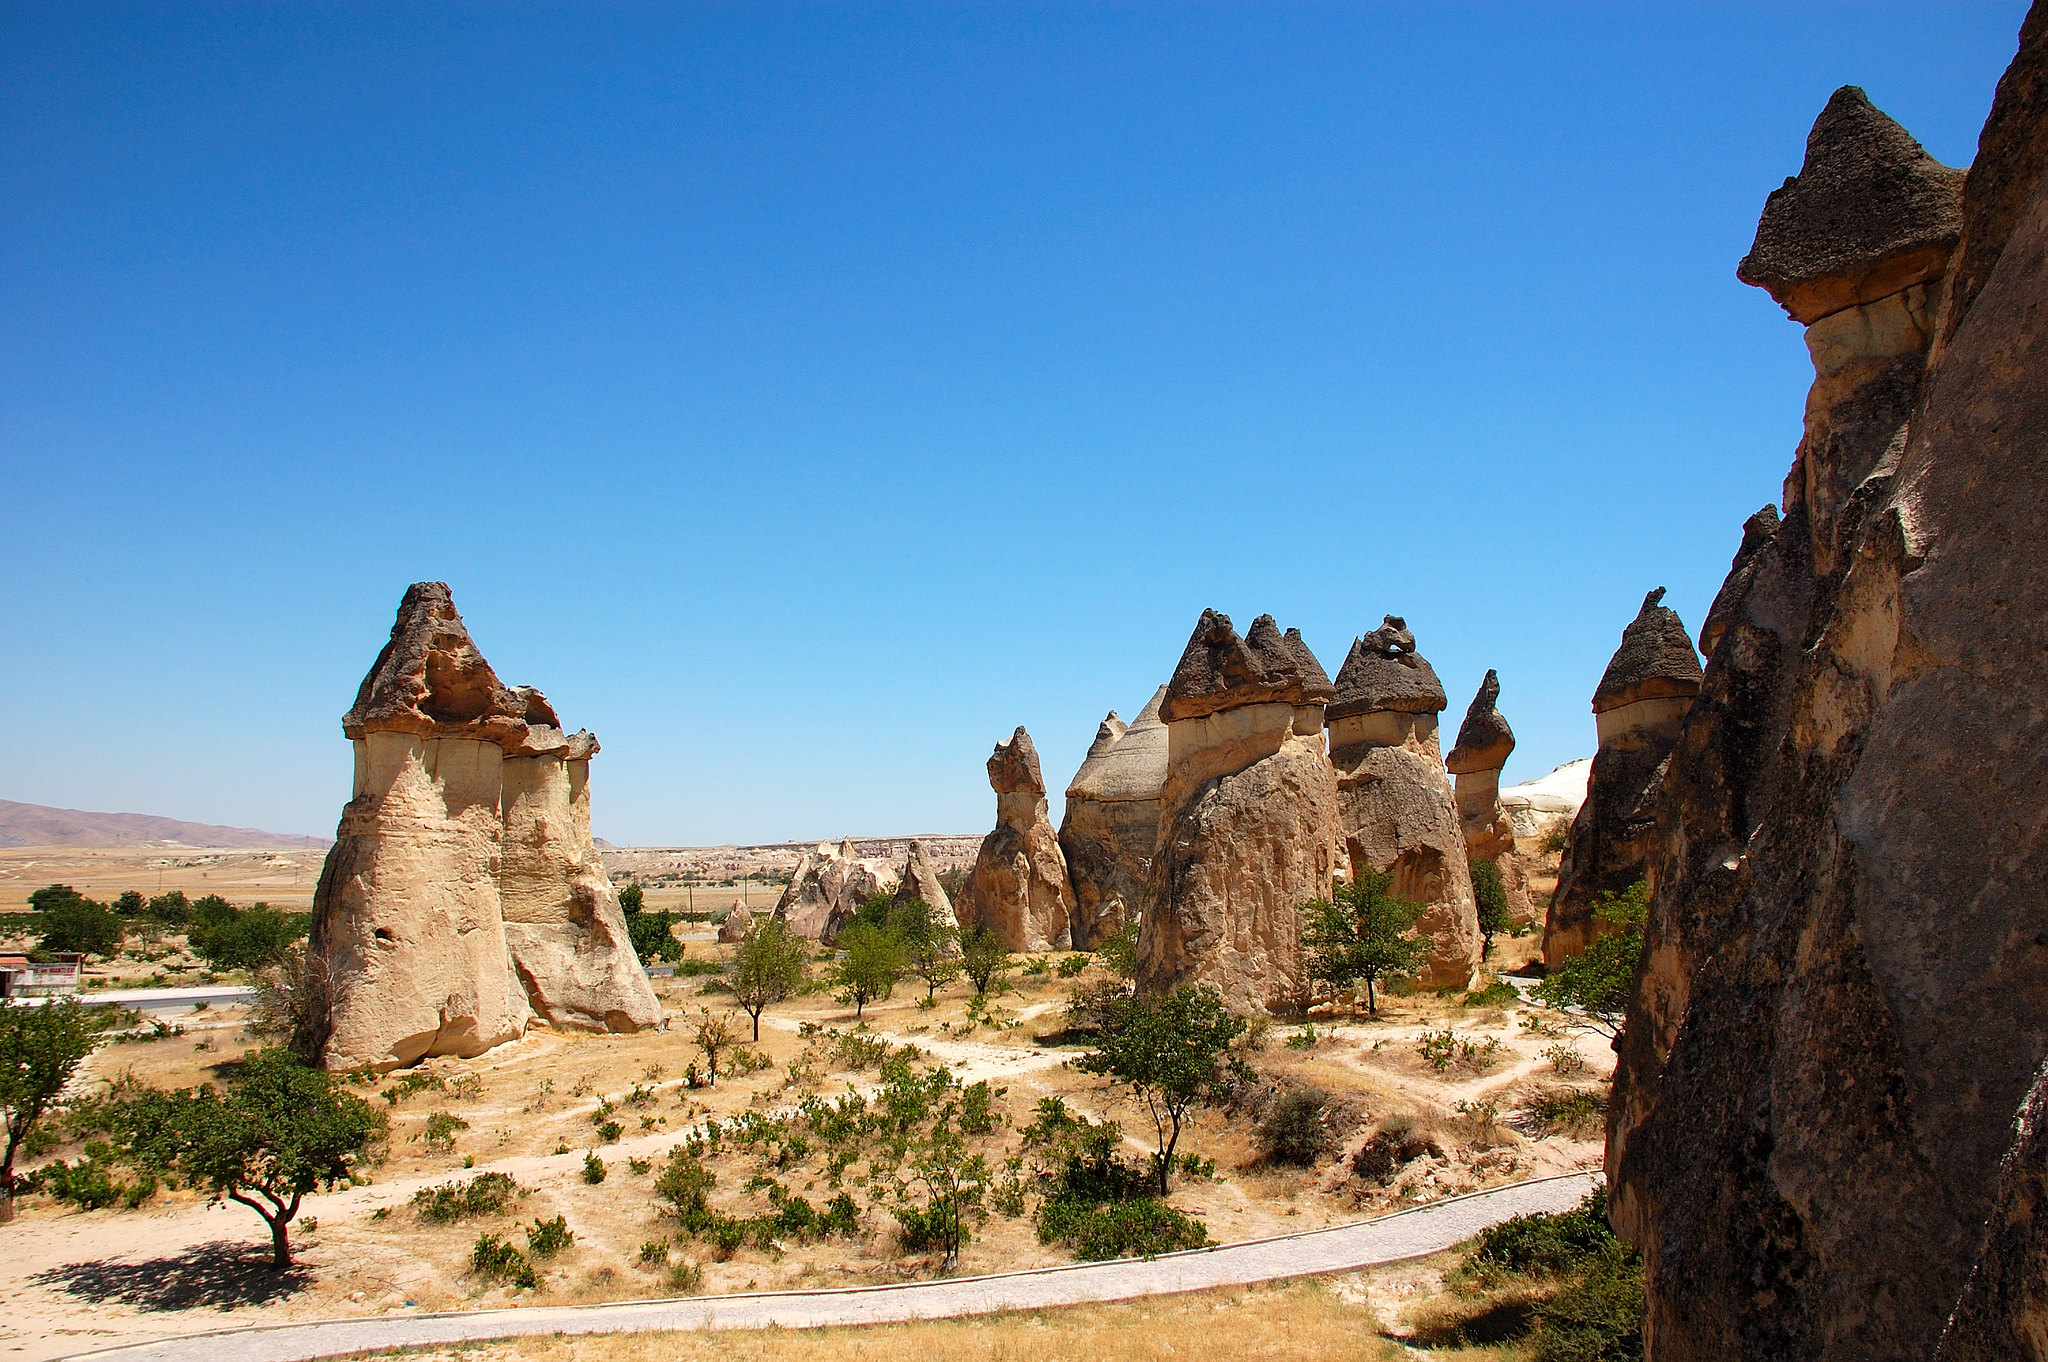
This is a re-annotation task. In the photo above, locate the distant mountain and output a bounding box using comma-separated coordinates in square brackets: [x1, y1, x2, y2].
[0, 798, 329, 850]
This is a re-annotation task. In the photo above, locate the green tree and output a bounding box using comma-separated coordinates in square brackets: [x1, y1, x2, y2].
[190, 902, 308, 972]
[622, 896, 682, 965]
[1097, 919, 1140, 983]
[1300, 868, 1428, 1017]
[111, 891, 147, 917]
[0, 999, 107, 1221]
[829, 923, 904, 1018]
[1533, 881, 1651, 1038]
[28, 885, 123, 960]
[146, 890, 192, 925]
[692, 1007, 737, 1086]
[893, 1090, 993, 1270]
[120, 1049, 386, 1266]
[1076, 985, 1248, 1195]
[851, 890, 895, 934]
[1470, 858, 1518, 960]
[616, 883, 644, 914]
[890, 899, 960, 1002]
[726, 916, 809, 1041]
[959, 924, 1012, 997]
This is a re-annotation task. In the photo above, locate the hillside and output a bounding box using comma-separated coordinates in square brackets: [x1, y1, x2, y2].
[0, 798, 328, 850]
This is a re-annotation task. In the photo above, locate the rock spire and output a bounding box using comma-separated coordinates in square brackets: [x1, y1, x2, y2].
[1059, 686, 1168, 947]
[959, 728, 1074, 952]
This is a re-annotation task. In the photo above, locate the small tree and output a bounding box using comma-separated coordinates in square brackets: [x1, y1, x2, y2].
[246, 945, 332, 1064]
[126, 1049, 386, 1266]
[829, 923, 904, 1018]
[692, 1008, 737, 1086]
[851, 891, 895, 934]
[726, 916, 808, 1040]
[28, 885, 123, 961]
[1300, 868, 1428, 1018]
[1470, 858, 1517, 961]
[617, 883, 645, 915]
[1077, 985, 1248, 1194]
[146, 890, 192, 925]
[0, 999, 106, 1221]
[891, 899, 961, 1002]
[895, 1095, 992, 1270]
[1534, 881, 1651, 1037]
[191, 902, 309, 972]
[622, 892, 682, 965]
[959, 924, 1011, 997]
[112, 891, 147, 917]
[1097, 919, 1140, 984]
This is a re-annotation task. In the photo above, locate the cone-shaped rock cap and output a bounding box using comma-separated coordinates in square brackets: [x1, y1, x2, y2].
[988, 726, 1046, 796]
[1160, 610, 1334, 722]
[1737, 86, 1965, 324]
[1447, 670, 1517, 775]
[1326, 616, 1448, 722]
[1592, 588, 1705, 714]
[343, 582, 528, 744]
[1067, 685, 1170, 803]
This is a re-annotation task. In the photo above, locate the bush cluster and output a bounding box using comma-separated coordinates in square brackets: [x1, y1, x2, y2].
[1460, 1189, 1644, 1362]
[412, 1171, 526, 1223]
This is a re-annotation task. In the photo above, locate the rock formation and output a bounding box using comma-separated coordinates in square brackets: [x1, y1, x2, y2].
[1542, 589, 1701, 966]
[772, 837, 896, 943]
[717, 899, 752, 943]
[959, 728, 1074, 952]
[309, 582, 660, 1071]
[1137, 611, 1342, 1013]
[890, 839, 959, 930]
[1058, 685, 1168, 947]
[1608, 27, 2048, 1357]
[1324, 618, 1481, 989]
[1445, 669, 1535, 928]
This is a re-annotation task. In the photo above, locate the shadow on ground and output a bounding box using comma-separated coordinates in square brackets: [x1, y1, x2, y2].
[29, 1240, 312, 1312]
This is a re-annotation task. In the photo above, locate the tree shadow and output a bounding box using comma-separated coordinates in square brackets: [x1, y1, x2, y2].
[28, 1240, 312, 1312]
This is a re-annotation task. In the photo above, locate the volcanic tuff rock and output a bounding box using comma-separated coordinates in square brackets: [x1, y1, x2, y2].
[1608, 23, 2048, 1357]
[1324, 619, 1481, 989]
[1542, 589, 1701, 967]
[960, 728, 1074, 952]
[773, 837, 896, 943]
[717, 899, 752, 943]
[310, 583, 659, 1071]
[1138, 612, 1341, 1013]
[1059, 686, 1168, 948]
[891, 839, 960, 931]
[1445, 670, 1535, 928]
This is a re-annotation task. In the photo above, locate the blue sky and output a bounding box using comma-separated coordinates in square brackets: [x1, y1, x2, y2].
[0, 3, 2028, 845]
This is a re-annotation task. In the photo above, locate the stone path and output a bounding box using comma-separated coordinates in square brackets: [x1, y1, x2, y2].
[70, 1171, 1599, 1362]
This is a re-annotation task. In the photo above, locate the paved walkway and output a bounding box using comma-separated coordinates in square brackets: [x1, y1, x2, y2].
[70, 1171, 1599, 1362]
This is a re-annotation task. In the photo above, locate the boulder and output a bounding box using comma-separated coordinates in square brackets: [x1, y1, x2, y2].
[1138, 612, 1342, 1013]
[310, 582, 658, 1071]
[890, 839, 960, 931]
[1542, 589, 1701, 966]
[960, 728, 1074, 951]
[717, 899, 752, 943]
[1324, 618, 1481, 990]
[1058, 685, 1168, 947]
[772, 838, 895, 943]
[1606, 42, 2048, 1358]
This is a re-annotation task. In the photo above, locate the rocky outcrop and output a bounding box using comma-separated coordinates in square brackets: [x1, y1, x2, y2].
[890, 839, 959, 930]
[1137, 611, 1342, 1013]
[1542, 589, 1701, 966]
[717, 900, 752, 943]
[959, 729, 1074, 952]
[310, 583, 659, 1071]
[1608, 33, 2048, 1358]
[772, 837, 895, 943]
[1445, 670, 1535, 929]
[1324, 618, 1480, 989]
[1059, 686, 1168, 947]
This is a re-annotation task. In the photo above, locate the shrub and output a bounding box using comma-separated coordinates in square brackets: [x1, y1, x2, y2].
[1466, 1187, 1618, 1279]
[637, 1238, 669, 1266]
[1531, 1088, 1606, 1135]
[1351, 1118, 1442, 1183]
[419, 1111, 468, 1151]
[524, 1215, 574, 1260]
[1546, 1040, 1589, 1075]
[1036, 1196, 1211, 1260]
[189, 902, 309, 972]
[676, 958, 724, 978]
[1056, 954, 1090, 978]
[1463, 978, 1521, 1009]
[654, 1147, 717, 1227]
[412, 1171, 526, 1222]
[582, 1152, 607, 1184]
[1256, 1086, 1334, 1167]
[666, 1260, 705, 1293]
[471, 1232, 538, 1289]
[384, 1071, 447, 1105]
[1533, 881, 1650, 1037]
[38, 1148, 131, 1210]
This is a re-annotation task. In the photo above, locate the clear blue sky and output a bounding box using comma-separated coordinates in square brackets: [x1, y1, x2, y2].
[1, 3, 2027, 845]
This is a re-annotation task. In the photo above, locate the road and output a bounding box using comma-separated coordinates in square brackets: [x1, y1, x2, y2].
[68, 1171, 1599, 1362]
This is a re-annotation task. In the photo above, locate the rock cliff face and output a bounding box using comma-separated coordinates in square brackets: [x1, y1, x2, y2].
[960, 728, 1074, 952]
[310, 583, 659, 1071]
[1059, 686, 1168, 948]
[891, 839, 960, 930]
[1446, 670, 1535, 928]
[1543, 589, 1701, 966]
[1325, 618, 1481, 989]
[772, 837, 896, 943]
[1137, 611, 1341, 1013]
[1609, 22, 2048, 1357]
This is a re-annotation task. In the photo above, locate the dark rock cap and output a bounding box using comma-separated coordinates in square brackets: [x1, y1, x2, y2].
[1326, 616, 1448, 722]
[1447, 669, 1517, 775]
[1738, 86, 1966, 324]
[343, 582, 528, 744]
[1699, 506, 1783, 660]
[1592, 588, 1705, 714]
[988, 726, 1046, 796]
[1160, 610, 1334, 722]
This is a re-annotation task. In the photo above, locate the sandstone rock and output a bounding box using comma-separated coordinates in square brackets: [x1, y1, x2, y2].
[1325, 620, 1480, 990]
[1608, 38, 2048, 1358]
[890, 839, 959, 931]
[1498, 758, 1590, 839]
[717, 899, 752, 943]
[1542, 589, 1700, 967]
[772, 839, 895, 943]
[1059, 686, 1168, 948]
[1445, 670, 1533, 928]
[311, 583, 658, 1071]
[1138, 612, 1342, 1013]
[1737, 85, 1966, 325]
[960, 728, 1074, 952]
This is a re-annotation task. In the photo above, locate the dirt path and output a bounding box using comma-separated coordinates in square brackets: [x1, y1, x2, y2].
[68, 1172, 1600, 1362]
